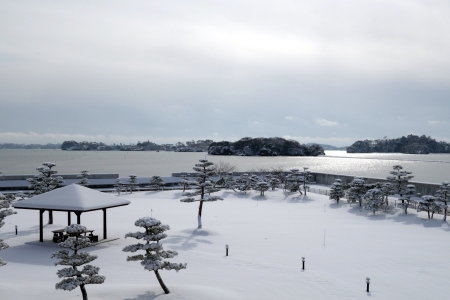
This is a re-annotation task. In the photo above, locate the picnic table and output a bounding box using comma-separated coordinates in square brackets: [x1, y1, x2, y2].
[52, 229, 98, 243]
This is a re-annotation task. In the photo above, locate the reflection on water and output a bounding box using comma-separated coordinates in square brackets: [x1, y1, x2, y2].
[0, 149, 449, 184]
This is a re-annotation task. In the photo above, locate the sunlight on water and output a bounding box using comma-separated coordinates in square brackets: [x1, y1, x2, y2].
[0, 149, 449, 184]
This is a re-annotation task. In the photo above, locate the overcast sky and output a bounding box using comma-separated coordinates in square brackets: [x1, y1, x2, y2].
[1, 0, 449, 146]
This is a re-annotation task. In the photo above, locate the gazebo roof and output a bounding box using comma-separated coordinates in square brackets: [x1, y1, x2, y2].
[13, 184, 130, 212]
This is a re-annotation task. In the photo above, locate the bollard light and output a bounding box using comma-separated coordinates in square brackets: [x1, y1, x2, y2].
[366, 277, 370, 292]
[225, 244, 229, 256]
[15, 225, 18, 235]
[302, 257, 305, 270]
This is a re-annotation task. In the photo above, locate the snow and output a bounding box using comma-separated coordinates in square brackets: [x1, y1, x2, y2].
[2, 189, 450, 299]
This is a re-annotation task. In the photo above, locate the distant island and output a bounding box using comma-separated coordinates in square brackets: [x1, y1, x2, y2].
[0, 143, 61, 149]
[208, 137, 325, 156]
[60, 140, 213, 152]
[347, 135, 450, 154]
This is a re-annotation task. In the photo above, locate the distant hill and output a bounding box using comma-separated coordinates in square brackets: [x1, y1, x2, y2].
[306, 143, 348, 150]
[347, 135, 450, 154]
[0, 143, 61, 149]
[208, 137, 325, 156]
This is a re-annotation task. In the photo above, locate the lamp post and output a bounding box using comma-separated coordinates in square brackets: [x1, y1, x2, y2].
[366, 277, 370, 292]
[15, 225, 18, 235]
[226, 244, 229, 256]
[302, 257, 305, 270]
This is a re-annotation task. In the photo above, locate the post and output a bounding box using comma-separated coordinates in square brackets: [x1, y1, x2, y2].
[302, 257, 305, 270]
[76, 212, 81, 224]
[68, 211, 71, 225]
[39, 209, 44, 242]
[225, 244, 229, 256]
[103, 208, 107, 239]
[366, 277, 370, 292]
[15, 225, 18, 235]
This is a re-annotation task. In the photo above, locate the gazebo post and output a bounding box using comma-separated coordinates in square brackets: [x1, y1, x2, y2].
[39, 209, 44, 242]
[76, 212, 81, 224]
[103, 208, 107, 239]
[68, 211, 71, 225]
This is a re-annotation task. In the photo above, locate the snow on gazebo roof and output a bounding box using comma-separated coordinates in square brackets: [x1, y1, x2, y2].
[12, 184, 130, 212]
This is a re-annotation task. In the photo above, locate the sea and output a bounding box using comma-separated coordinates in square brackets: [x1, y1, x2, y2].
[0, 149, 449, 184]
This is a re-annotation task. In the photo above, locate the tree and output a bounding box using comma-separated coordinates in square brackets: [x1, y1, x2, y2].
[417, 195, 440, 219]
[26, 162, 64, 224]
[285, 169, 304, 194]
[212, 161, 238, 178]
[0, 193, 17, 266]
[179, 172, 191, 192]
[346, 177, 367, 206]
[114, 179, 123, 195]
[267, 174, 281, 191]
[300, 167, 313, 195]
[52, 224, 105, 300]
[77, 170, 90, 187]
[363, 188, 387, 214]
[235, 173, 253, 194]
[254, 181, 269, 196]
[126, 174, 139, 193]
[329, 179, 345, 204]
[386, 165, 413, 203]
[398, 184, 417, 214]
[435, 181, 450, 221]
[149, 176, 165, 191]
[180, 159, 223, 228]
[123, 217, 186, 294]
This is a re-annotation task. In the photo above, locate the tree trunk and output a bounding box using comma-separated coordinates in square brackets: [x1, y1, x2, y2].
[428, 211, 430, 219]
[337, 198, 339, 204]
[80, 284, 88, 300]
[154, 270, 170, 294]
[197, 201, 204, 228]
[444, 208, 447, 222]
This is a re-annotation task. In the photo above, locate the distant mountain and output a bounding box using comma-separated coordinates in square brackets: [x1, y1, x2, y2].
[306, 143, 348, 150]
[347, 135, 450, 154]
[0, 143, 61, 149]
[208, 137, 325, 156]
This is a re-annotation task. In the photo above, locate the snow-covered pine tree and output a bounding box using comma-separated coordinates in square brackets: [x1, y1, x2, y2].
[386, 165, 414, 202]
[126, 174, 139, 193]
[435, 181, 449, 221]
[26, 162, 64, 224]
[235, 173, 252, 193]
[149, 176, 165, 191]
[51, 224, 105, 300]
[223, 172, 237, 191]
[0, 193, 17, 266]
[329, 179, 345, 204]
[285, 169, 304, 194]
[123, 217, 186, 294]
[179, 172, 191, 192]
[267, 174, 281, 191]
[346, 177, 367, 206]
[300, 167, 313, 195]
[363, 188, 387, 214]
[114, 179, 123, 195]
[180, 159, 223, 228]
[398, 184, 418, 214]
[417, 195, 440, 219]
[77, 170, 90, 187]
[254, 181, 269, 196]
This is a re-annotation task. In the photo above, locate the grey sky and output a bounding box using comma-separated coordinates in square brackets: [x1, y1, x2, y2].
[1, 0, 449, 146]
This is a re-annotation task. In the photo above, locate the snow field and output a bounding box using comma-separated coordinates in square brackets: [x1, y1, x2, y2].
[1, 189, 450, 299]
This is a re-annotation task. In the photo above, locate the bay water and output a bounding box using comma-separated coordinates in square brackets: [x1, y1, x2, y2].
[0, 149, 449, 184]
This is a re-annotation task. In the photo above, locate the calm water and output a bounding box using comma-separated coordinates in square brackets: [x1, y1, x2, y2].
[0, 149, 449, 184]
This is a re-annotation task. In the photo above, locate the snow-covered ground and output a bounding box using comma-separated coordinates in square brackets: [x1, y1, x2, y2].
[1, 189, 450, 299]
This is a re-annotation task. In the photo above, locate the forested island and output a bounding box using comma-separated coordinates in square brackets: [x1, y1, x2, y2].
[208, 137, 325, 156]
[347, 135, 450, 154]
[60, 140, 213, 152]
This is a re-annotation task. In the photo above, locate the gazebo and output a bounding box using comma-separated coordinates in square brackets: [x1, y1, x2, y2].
[12, 184, 130, 242]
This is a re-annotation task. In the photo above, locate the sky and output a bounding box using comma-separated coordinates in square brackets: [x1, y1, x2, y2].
[1, 0, 449, 147]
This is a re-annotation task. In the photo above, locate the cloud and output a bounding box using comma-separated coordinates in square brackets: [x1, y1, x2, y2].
[315, 118, 338, 126]
[285, 116, 297, 121]
[428, 120, 448, 125]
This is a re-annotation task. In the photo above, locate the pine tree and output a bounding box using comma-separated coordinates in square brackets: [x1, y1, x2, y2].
[114, 179, 123, 195]
[417, 195, 440, 219]
[300, 167, 313, 195]
[149, 176, 165, 191]
[329, 179, 345, 204]
[0, 193, 17, 266]
[386, 165, 414, 202]
[398, 184, 417, 214]
[435, 181, 449, 221]
[346, 177, 367, 206]
[26, 162, 64, 224]
[180, 159, 223, 228]
[235, 173, 252, 194]
[123, 217, 186, 294]
[285, 169, 304, 194]
[77, 170, 90, 187]
[126, 174, 139, 193]
[254, 181, 269, 196]
[363, 188, 387, 214]
[52, 224, 105, 300]
[179, 172, 191, 192]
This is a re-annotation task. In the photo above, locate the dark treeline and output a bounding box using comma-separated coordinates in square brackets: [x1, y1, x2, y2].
[0, 143, 61, 149]
[60, 140, 214, 152]
[347, 135, 450, 154]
